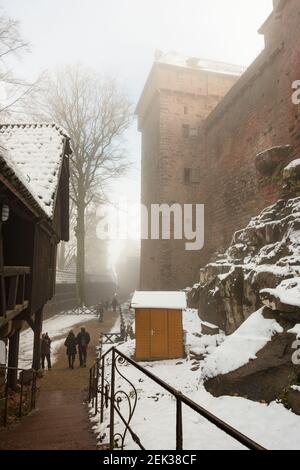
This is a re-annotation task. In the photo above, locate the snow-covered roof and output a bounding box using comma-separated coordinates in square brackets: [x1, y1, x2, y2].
[131, 291, 187, 310]
[156, 51, 245, 77]
[0, 123, 70, 219]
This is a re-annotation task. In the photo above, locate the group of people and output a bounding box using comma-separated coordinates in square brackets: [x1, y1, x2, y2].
[98, 295, 119, 319]
[64, 327, 91, 369]
[40, 327, 91, 370]
[39, 294, 119, 370]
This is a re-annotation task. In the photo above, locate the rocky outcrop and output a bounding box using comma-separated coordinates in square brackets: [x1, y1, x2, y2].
[202, 307, 300, 404]
[204, 318, 300, 403]
[255, 145, 292, 177]
[188, 194, 300, 334]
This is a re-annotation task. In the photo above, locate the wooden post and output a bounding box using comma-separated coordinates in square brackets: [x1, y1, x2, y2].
[7, 328, 20, 390]
[0, 221, 6, 317]
[32, 308, 43, 370]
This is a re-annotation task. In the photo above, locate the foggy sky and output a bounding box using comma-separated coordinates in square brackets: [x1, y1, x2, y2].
[0, 0, 273, 265]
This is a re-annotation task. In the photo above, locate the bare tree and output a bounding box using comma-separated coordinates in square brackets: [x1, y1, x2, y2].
[34, 64, 132, 305]
[0, 11, 35, 117]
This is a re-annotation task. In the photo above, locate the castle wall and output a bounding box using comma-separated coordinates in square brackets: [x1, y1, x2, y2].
[139, 0, 300, 291]
[203, 0, 300, 255]
[139, 65, 239, 289]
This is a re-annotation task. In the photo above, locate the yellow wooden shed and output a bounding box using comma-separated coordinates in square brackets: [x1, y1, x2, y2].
[131, 291, 187, 361]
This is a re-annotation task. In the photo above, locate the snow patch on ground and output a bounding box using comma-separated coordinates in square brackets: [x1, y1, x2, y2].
[90, 308, 300, 450]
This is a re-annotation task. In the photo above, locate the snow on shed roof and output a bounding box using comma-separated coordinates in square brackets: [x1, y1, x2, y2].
[156, 51, 245, 77]
[0, 123, 70, 219]
[131, 291, 187, 310]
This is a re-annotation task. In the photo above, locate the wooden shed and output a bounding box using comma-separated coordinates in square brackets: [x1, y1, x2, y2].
[131, 291, 187, 361]
[0, 123, 70, 387]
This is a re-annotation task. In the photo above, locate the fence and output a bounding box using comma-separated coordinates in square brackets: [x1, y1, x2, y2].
[88, 346, 266, 451]
[0, 365, 37, 427]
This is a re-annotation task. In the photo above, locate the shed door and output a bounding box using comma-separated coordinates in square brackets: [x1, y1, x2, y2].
[150, 309, 168, 359]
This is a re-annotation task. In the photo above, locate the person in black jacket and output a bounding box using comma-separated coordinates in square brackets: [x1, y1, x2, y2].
[76, 327, 91, 367]
[41, 333, 52, 370]
[64, 330, 77, 369]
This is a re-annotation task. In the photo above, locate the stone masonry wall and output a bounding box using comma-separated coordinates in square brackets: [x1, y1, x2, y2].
[139, 0, 300, 291]
[203, 0, 300, 258]
[139, 64, 240, 289]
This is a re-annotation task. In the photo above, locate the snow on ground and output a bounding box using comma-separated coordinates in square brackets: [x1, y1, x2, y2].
[183, 308, 224, 357]
[18, 313, 96, 369]
[91, 308, 300, 450]
[201, 308, 283, 379]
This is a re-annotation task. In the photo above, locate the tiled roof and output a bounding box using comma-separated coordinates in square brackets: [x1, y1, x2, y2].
[0, 123, 70, 219]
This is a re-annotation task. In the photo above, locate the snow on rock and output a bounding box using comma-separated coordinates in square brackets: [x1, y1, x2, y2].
[287, 324, 300, 338]
[201, 309, 283, 380]
[260, 277, 300, 311]
[285, 159, 300, 171]
[188, 196, 300, 334]
[0, 123, 70, 218]
[283, 158, 300, 182]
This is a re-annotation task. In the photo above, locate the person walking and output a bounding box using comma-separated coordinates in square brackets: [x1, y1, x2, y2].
[76, 327, 91, 368]
[98, 301, 104, 322]
[111, 294, 118, 313]
[64, 330, 77, 369]
[41, 333, 52, 370]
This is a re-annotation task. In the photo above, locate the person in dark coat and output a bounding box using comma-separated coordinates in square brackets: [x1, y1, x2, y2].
[76, 327, 91, 367]
[41, 333, 52, 370]
[111, 294, 118, 313]
[64, 330, 77, 369]
[98, 302, 104, 322]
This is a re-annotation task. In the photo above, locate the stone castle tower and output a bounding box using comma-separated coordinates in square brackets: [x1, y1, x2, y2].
[136, 53, 243, 290]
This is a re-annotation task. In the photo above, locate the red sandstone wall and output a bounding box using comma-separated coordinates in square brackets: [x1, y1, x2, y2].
[204, 0, 300, 256]
[139, 65, 239, 289]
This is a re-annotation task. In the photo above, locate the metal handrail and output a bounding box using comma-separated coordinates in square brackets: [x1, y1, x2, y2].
[89, 346, 266, 451]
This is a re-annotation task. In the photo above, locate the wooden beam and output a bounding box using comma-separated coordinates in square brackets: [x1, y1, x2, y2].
[25, 316, 35, 331]
[32, 308, 43, 370]
[7, 274, 19, 310]
[0, 222, 6, 317]
[6, 301, 29, 321]
[7, 329, 20, 390]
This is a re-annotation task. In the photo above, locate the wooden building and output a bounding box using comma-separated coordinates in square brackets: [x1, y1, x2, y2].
[131, 291, 186, 361]
[0, 123, 70, 387]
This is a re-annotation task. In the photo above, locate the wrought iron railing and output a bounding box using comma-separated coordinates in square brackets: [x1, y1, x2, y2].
[0, 365, 37, 427]
[88, 347, 266, 451]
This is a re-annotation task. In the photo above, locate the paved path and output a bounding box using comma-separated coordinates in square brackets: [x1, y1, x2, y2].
[0, 312, 118, 450]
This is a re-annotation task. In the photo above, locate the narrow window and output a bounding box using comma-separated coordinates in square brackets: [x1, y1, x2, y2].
[182, 124, 189, 138]
[184, 168, 201, 184]
[184, 168, 191, 184]
[190, 169, 201, 183]
[189, 127, 198, 138]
